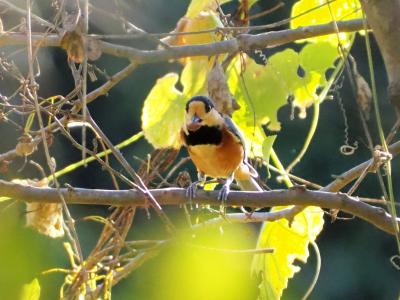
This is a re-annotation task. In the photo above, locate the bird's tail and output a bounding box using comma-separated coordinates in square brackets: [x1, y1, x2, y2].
[236, 177, 263, 191]
[235, 162, 263, 191]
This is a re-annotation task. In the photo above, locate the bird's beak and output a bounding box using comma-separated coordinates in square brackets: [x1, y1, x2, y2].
[186, 114, 202, 132]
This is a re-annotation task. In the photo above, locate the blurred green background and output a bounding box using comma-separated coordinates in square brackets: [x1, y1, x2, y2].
[0, 0, 399, 299]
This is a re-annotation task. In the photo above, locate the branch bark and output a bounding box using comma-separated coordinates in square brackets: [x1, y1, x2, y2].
[360, 0, 400, 113]
[1, 179, 398, 235]
[0, 19, 364, 63]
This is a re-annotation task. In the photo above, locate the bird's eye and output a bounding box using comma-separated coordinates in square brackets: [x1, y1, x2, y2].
[204, 103, 211, 113]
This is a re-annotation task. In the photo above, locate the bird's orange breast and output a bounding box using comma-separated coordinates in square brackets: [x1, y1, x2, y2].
[187, 128, 244, 178]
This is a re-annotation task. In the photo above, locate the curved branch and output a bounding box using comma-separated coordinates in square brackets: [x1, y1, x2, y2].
[0, 19, 364, 62]
[0, 179, 398, 235]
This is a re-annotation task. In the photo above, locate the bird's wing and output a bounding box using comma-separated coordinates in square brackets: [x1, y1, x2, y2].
[223, 116, 247, 157]
[224, 116, 260, 179]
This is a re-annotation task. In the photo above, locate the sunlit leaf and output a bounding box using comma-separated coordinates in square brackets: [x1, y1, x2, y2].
[227, 50, 317, 131]
[20, 278, 40, 300]
[262, 135, 277, 177]
[142, 61, 208, 148]
[172, 11, 223, 49]
[203, 181, 218, 191]
[228, 42, 340, 132]
[252, 206, 324, 299]
[186, 0, 231, 18]
[227, 55, 287, 132]
[163, 1, 230, 62]
[293, 71, 321, 118]
[142, 73, 184, 148]
[181, 60, 208, 95]
[290, 0, 362, 46]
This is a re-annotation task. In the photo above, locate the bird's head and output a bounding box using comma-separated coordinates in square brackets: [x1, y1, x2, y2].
[183, 96, 223, 134]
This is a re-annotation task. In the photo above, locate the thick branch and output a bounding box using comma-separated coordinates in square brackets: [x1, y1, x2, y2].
[1, 179, 398, 235]
[360, 1, 400, 112]
[0, 19, 364, 63]
[0, 149, 18, 162]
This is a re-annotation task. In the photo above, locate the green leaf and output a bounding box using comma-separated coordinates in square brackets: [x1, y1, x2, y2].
[290, 0, 362, 46]
[299, 42, 338, 78]
[227, 55, 287, 132]
[252, 207, 324, 299]
[142, 61, 208, 149]
[293, 71, 321, 118]
[262, 135, 277, 177]
[227, 49, 320, 130]
[20, 278, 40, 300]
[227, 42, 341, 129]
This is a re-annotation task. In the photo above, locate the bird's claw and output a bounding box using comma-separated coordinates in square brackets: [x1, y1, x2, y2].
[218, 184, 230, 215]
[218, 184, 230, 202]
[186, 181, 201, 208]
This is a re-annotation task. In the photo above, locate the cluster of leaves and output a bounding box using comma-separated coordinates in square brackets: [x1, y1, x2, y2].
[141, 0, 361, 298]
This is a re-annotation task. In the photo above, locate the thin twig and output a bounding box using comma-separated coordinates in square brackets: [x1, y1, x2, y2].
[25, 0, 82, 260]
[86, 115, 176, 233]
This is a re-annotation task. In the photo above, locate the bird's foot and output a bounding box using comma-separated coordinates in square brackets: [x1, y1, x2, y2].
[218, 183, 230, 215]
[186, 181, 201, 209]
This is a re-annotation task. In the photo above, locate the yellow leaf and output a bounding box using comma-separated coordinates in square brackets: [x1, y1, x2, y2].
[203, 181, 218, 191]
[20, 278, 40, 300]
[186, 0, 231, 18]
[290, 0, 362, 47]
[142, 61, 208, 149]
[172, 12, 223, 47]
[181, 60, 208, 95]
[293, 71, 321, 118]
[142, 73, 185, 149]
[252, 206, 324, 299]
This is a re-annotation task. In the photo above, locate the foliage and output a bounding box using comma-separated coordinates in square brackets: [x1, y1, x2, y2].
[252, 207, 323, 299]
[142, 61, 208, 148]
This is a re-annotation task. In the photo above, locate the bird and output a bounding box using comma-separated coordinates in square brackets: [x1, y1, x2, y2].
[180, 95, 262, 203]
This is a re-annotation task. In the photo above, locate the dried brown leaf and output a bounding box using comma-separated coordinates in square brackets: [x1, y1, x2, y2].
[207, 61, 239, 115]
[355, 72, 372, 120]
[61, 30, 84, 63]
[15, 133, 36, 156]
[14, 178, 64, 238]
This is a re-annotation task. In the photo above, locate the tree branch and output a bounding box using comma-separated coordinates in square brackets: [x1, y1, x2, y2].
[1, 179, 398, 235]
[0, 19, 364, 63]
[360, 0, 400, 113]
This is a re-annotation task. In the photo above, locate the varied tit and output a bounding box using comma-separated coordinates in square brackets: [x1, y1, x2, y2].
[181, 95, 262, 202]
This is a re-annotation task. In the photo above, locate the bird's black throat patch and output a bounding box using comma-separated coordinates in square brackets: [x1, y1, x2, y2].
[184, 125, 222, 146]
